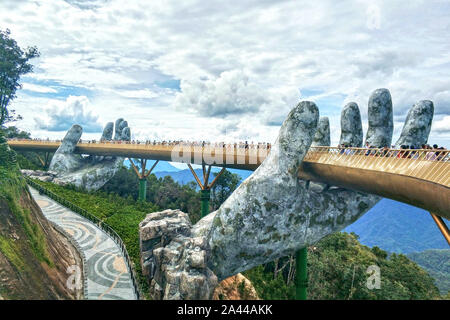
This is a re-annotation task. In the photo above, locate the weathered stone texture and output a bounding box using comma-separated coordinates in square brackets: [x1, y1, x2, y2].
[48, 119, 130, 191]
[395, 100, 434, 148]
[312, 116, 330, 146]
[340, 102, 363, 147]
[139, 210, 218, 300]
[365, 88, 393, 147]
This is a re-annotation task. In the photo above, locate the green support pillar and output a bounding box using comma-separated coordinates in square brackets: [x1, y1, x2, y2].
[200, 189, 211, 218]
[295, 247, 308, 300]
[138, 178, 147, 201]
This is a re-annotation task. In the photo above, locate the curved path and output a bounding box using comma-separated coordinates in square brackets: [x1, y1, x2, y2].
[29, 187, 137, 300]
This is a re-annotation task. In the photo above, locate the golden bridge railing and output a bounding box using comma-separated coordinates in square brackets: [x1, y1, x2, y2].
[303, 147, 450, 187]
[7, 139, 450, 219]
[7, 140, 450, 187]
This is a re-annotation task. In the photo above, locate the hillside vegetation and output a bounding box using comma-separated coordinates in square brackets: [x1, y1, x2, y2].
[244, 232, 442, 300]
[408, 249, 450, 295]
[0, 131, 82, 299]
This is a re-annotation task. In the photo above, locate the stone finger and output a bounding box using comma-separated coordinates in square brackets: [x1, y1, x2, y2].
[339, 102, 363, 147]
[113, 118, 124, 140]
[58, 124, 82, 154]
[100, 122, 114, 141]
[269, 100, 319, 174]
[364, 88, 393, 147]
[121, 127, 131, 141]
[312, 116, 330, 146]
[395, 100, 434, 148]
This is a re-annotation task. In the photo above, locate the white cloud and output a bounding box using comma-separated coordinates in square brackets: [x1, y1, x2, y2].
[1, 0, 449, 146]
[34, 95, 103, 132]
[21, 83, 57, 93]
[431, 115, 450, 134]
[116, 89, 159, 99]
[173, 70, 265, 117]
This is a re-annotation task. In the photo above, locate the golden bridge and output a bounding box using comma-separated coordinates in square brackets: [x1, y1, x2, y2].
[7, 139, 450, 244]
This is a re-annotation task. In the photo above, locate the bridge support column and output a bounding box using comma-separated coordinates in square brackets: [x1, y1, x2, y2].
[295, 247, 308, 300]
[139, 178, 147, 201]
[200, 189, 211, 218]
[187, 163, 226, 218]
[430, 212, 450, 245]
[130, 159, 159, 202]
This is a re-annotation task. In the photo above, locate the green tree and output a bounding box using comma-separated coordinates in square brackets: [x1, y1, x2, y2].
[244, 232, 441, 300]
[0, 29, 40, 126]
[210, 170, 241, 210]
[1, 125, 31, 139]
[0, 126, 53, 170]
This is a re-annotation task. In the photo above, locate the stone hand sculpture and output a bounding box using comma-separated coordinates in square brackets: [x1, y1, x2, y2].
[139, 88, 434, 300]
[48, 118, 131, 191]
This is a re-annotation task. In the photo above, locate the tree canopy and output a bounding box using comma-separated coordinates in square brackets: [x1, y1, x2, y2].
[1, 125, 31, 139]
[210, 170, 241, 210]
[0, 29, 40, 126]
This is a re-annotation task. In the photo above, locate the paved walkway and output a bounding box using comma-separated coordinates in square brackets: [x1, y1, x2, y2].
[29, 187, 137, 300]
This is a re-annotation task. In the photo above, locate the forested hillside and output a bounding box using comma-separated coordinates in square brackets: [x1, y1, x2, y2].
[408, 249, 450, 295]
[244, 232, 442, 300]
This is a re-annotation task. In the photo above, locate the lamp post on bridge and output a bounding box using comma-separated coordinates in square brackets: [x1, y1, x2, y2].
[129, 159, 159, 201]
[187, 163, 226, 218]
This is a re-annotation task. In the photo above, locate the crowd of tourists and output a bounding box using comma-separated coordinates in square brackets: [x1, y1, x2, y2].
[335, 143, 448, 161]
[7, 137, 448, 161]
[77, 139, 273, 150]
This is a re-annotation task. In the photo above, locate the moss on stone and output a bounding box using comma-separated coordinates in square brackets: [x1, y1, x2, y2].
[271, 232, 281, 242]
[358, 201, 369, 214]
[212, 216, 223, 228]
[264, 201, 279, 212]
[336, 214, 346, 225]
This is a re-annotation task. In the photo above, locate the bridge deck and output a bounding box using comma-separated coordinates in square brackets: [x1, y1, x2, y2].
[8, 140, 449, 219]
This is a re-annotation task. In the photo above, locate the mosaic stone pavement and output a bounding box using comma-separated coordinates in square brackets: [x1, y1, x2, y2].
[29, 187, 137, 300]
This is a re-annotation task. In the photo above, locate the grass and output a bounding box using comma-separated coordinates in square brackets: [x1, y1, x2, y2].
[0, 235, 26, 271]
[0, 133, 54, 270]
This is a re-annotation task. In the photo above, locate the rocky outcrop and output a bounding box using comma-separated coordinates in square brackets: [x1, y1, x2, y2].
[46, 119, 130, 191]
[21, 169, 57, 182]
[213, 273, 259, 300]
[139, 210, 218, 300]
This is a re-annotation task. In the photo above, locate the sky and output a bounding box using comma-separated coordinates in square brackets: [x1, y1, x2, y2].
[1, 0, 450, 147]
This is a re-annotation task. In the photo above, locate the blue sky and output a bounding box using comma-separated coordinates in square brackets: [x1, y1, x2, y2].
[1, 0, 449, 146]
